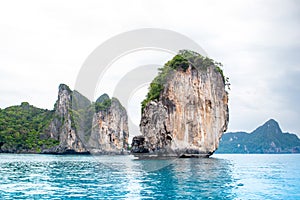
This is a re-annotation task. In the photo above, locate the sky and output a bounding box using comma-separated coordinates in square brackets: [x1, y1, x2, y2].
[0, 0, 299, 137]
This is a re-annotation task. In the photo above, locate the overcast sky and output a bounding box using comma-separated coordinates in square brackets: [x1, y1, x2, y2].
[0, 0, 299, 136]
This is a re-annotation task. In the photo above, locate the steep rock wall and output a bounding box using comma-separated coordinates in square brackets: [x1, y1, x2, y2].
[46, 84, 87, 153]
[45, 85, 129, 154]
[89, 95, 129, 154]
[136, 52, 229, 157]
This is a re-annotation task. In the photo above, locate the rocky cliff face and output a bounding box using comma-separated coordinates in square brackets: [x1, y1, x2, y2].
[45, 84, 129, 154]
[88, 94, 129, 154]
[133, 50, 229, 157]
[46, 84, 88, 153]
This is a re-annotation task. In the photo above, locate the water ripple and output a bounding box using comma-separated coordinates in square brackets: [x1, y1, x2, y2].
[0, 154, 299, 199]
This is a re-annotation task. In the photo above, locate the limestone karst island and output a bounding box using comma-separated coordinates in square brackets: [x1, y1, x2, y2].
[0, 50, 230, 157]
[132, 50, 229, 157]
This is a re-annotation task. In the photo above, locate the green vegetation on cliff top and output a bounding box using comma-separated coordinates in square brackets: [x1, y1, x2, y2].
[95, 93, 112, 112]
[141, 50, 227, 112]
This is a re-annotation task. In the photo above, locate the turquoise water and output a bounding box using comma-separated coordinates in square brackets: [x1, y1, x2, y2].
[0, 154, 299, 199]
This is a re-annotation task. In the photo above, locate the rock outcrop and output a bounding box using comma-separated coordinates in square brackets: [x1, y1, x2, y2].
[44, 84, 129, 154]
[133, 50, 229, 157]
[45, 84, 88, 154]
[88, 94, 129, 154]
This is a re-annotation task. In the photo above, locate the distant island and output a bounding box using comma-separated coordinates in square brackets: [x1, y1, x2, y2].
[0, 84, 129, 154]
[216, 119, 300, 154]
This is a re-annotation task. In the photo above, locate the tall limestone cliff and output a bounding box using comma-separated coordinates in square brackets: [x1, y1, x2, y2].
[89, 94, 129, 154]
[44, 84, 129, 154]
[133, 50, 229, 157]
[46, 84, 88, 153]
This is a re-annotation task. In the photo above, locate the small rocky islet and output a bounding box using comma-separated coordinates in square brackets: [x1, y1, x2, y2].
[0, 50, 229, 157]
[44, 84, 129, 154]
[133, 50, 229, 157]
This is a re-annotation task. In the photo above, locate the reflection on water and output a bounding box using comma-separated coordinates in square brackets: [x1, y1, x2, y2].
[0, 154, 299, 199]
[135, 158, 236, 199]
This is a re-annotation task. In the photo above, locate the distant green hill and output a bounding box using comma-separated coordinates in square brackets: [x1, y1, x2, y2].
[217, 119, 300, 153]
[0, 102, 58, 153]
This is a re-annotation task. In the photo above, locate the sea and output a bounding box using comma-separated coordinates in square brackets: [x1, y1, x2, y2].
[0, 154, 299, 199]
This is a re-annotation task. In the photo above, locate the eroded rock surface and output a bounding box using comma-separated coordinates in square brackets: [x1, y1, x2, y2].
[44, 85, 129, 154]
[135, 51, 229, 157]
[45, 84, 88, 153]
[89, 95, 129, 154]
